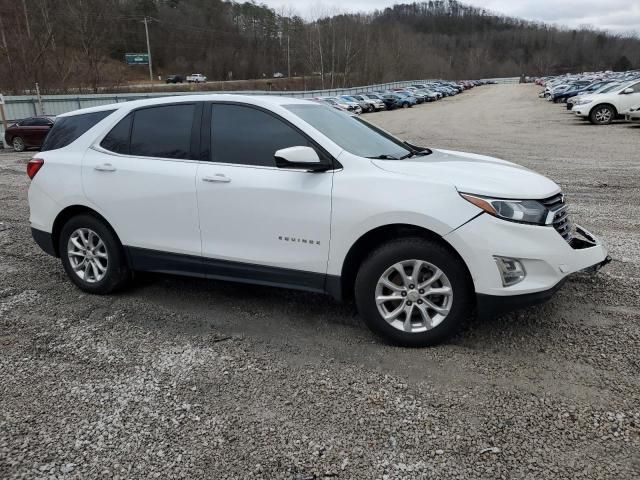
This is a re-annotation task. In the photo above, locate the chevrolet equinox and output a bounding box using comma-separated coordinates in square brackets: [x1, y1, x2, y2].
[27, 95, 610, 346]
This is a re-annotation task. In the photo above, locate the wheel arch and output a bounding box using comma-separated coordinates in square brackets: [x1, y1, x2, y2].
[333, 223, 473, 302]
[590, 102, 618, 117]
[51, 205, 123, 258]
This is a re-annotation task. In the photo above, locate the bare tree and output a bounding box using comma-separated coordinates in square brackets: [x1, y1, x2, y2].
[1, 0, 639, 94]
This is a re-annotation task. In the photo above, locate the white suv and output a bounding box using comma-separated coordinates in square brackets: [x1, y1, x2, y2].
[573, 80, 640, 124]
[27, 95, 610, 346]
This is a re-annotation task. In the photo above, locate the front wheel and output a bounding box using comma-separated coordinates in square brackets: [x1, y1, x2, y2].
[59, 214, 131, 294]
[402, 102, 410, 109]
[355, 238, 474, 347]
[589, 105, 615, 125]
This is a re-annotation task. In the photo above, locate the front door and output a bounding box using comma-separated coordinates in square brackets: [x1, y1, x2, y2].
[619, 81, 640, 112]
[196, 103, 333, 291]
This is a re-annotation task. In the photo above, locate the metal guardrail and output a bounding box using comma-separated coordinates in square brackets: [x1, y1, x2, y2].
[1, 77, 518, 145]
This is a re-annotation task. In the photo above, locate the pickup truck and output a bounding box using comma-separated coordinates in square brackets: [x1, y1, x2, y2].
[186, 74, 207, 83]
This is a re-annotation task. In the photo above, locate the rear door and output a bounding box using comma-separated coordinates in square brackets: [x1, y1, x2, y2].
[83, 103, 203, 269]
[30, 117, 54, 147]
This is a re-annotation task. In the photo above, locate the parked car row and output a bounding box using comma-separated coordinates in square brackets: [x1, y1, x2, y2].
[3, 79, 493, 152]
[534, 70, 640, 125]
[312, 79, 493, 114]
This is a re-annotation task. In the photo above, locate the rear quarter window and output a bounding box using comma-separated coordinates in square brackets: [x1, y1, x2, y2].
[41, 110, 115, 151]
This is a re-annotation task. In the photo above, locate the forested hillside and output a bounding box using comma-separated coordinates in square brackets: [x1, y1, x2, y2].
[1, 0, 638, 93]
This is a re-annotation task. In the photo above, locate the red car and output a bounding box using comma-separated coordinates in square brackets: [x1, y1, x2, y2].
[4, 116, 55, 152]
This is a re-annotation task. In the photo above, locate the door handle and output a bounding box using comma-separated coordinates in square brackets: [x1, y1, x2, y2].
[94, 163, 117, 172]
[202, 174, 231, 183]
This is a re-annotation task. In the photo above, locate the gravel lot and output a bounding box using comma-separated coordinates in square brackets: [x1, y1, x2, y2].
[1, 84, 638, 479]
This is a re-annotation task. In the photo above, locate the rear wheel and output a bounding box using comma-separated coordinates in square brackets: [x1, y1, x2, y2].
[12, 137, 25, 152]
[402, 102, 410, 109]
[355, 238, 473, 347]
[59, 214, 130, 294]
[589, 104, 615, 125]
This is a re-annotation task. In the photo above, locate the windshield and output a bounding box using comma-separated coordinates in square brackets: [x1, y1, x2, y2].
[284, 104, 412, 159]
[598, 83, 621, 93]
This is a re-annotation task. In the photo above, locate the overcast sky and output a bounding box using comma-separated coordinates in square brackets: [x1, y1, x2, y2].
[260, 0, 640, 36]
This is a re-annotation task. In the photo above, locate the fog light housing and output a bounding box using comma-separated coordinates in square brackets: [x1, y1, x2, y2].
[494, 256, 526, 286]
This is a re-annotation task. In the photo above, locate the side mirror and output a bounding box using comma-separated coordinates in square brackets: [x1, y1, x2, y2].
[274, 146, 329, 172]
[622, 88, 635, 94]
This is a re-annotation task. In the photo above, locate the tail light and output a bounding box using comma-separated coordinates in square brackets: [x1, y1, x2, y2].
[27, 158, 44, 179]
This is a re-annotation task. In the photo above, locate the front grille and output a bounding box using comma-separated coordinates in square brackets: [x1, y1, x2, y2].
[541, 193, 572, 242]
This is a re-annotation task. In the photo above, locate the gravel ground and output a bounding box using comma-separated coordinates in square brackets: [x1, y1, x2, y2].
[1, 84, 638, 479]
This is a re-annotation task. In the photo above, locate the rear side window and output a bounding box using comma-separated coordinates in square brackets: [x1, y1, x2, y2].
[211, 104, 309, 167]
[130, 104, 195, 159]
[41, 110, 115, 151]
[100, 114, 133, 154]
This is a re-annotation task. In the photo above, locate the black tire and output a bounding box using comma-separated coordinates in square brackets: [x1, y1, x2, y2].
[589, 104, 616, 125]
[402, 102, 409, 109]
[354, 237, 474, 347]
[59, 214, 130, 294]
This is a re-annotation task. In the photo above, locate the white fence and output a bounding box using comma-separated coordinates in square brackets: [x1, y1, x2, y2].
[1, 77, 518, 145]
[481, 77, 520, 84]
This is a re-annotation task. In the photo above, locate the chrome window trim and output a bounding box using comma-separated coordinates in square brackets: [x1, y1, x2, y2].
[89, 144, 342, 173]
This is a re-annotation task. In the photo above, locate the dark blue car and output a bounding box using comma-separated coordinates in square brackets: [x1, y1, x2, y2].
[551, 81, 606, 103]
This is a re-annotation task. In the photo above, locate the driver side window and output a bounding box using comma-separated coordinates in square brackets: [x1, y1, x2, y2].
[211, 104, 311, 167]
[628, 82, 640, 93]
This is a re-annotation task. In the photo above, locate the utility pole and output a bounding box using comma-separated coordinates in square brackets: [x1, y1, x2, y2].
[287, 35, 291, 78]
[34, 82, 43, 115]
[143, 17, 153, 85]
[0, 95, 9, 150]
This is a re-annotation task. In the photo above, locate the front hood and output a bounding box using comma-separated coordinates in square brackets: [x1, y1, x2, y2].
[372, 149, 560, 199]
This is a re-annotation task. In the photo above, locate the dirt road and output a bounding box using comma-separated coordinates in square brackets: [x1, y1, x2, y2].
[1, 85, 638, 479]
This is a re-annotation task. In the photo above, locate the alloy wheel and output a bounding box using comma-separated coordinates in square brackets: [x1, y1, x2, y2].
[594, 107, 613, 124]
[67, 228, 109, 283]
[375, 259, 453, 333]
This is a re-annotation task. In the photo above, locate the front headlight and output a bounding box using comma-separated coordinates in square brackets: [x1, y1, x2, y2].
[574, 99, 592, 105]
[460, 193, 548, 225]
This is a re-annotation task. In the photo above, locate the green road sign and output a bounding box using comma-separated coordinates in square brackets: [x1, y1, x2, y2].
[125, 53, 149, 65]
